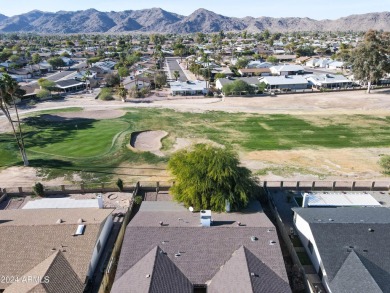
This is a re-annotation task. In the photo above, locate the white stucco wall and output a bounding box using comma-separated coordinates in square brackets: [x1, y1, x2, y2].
[87, 215, 113, 277]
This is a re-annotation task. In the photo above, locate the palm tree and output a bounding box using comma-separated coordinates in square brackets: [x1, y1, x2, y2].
[116, 86, 128, 102]
[173, 70, 180, 81]
[0, 74, 29, 166]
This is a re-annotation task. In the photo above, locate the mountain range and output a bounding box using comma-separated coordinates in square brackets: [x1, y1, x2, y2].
[0, 8, 389, 34]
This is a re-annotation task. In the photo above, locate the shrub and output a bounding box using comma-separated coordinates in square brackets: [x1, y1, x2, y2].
[134, 195, 143, 205]
[99, 88, 114, 101]
[116, 178, 124, 192]
[379, 155, 390, 174]
[33, 182, 45, 197]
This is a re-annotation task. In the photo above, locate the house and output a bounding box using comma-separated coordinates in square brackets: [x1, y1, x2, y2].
[247, 61, 273, 69]
[295, 56, 312, 65]
[238, 68, 271, 77]
[61, 57, 73, 66]
[259, 75, 309, 91]
[305, 58, 332, 68]
[306, 74, 355, 89]
[270, 65, 305, 76]
[55, 79, 86, 93]
[74, 70, 97, 81]
[327, 61, 345, 70]
[6, 68, 33, 80]
[92, 60, 117, 73]
[111, 200, 291, 293]
[0, 208, 114, 292]
[123, 76, 151, 90]
[20, 83, 40, 99]
[292, 206, 390, 293]
[272, 55, 297, 62]
[169, 80, 207, 96]
[215, 77, 260, 91]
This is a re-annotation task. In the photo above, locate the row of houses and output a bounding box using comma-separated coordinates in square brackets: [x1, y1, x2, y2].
[216, 73, 355, 93]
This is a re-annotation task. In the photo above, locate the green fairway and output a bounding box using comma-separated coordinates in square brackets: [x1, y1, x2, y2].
[1, 108, 390, 180]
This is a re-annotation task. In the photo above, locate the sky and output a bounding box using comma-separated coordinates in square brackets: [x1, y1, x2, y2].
[0, 0, 388, 19]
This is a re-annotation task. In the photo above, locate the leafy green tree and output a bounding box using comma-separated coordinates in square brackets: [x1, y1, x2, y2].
[104, 73, 120, 87]
[266, 56, 279, 64]
[350, 30, 390, 93]
[258, 81, 267, 93]
[168, 144, 258, 212]
[222, 80, 255, 96]
[215, 73, 226, 79]
[0, 74, 28, 165]
[154, 72, 167, 88]
[36, 89, 51, 99]
[32, 53, 41, 65]
[118, 67, 129, 78]
[48, 57, 66, 69]
[235, 58, 250, 69]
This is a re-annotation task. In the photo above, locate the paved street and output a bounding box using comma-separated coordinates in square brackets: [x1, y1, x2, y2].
[165, 57, 188, 82]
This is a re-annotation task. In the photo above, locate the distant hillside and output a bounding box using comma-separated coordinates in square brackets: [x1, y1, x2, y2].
[0, 8, 389, 33]
[0, 13, 7, 23]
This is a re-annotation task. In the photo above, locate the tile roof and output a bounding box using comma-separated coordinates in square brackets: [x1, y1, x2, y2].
[114, 201, 291, 292]
[0, 208, 113, 291]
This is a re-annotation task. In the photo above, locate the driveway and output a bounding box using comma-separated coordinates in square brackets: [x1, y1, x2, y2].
[165, 57, 188, 82]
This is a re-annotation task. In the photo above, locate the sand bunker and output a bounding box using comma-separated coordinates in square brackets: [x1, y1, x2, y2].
[130, 130, 168, 156]
[41, 110, 125, 121]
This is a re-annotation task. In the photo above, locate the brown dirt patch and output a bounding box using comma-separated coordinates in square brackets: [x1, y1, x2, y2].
[0, 166, 68, 186]
[0, 119, 12, 133]
[241, 147, 390, 180]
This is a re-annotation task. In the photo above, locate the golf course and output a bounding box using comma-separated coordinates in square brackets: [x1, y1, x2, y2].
[1, 106, 390, 183]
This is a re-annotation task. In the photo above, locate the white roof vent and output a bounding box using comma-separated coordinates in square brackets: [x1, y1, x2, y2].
[75, 225, 85, 235]
[200, 210, 212, 227]
[251, 236, 258, 242]
[56, 219, 63, 224]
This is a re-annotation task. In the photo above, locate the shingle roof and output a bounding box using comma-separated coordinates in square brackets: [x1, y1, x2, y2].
[292, 206, 390, 224]
[114, 201, 291, 292]
[330, 251, 382, 293]
[111, 246, 193, 293]
[294, 207, 390, 293]
[310, 222, 390, 292]
[0, 208, 113, 291]
[4, 251, 84, 293]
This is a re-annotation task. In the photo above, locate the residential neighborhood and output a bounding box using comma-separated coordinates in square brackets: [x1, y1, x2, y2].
[0, 2, 390, 293]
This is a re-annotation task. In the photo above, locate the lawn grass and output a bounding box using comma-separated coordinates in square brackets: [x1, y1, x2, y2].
[2, 108, 390, 181]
